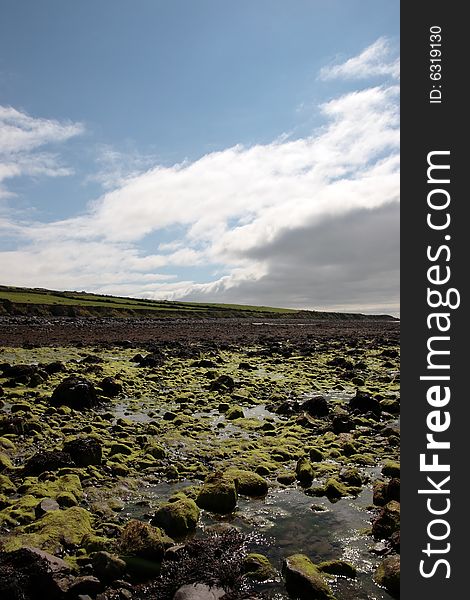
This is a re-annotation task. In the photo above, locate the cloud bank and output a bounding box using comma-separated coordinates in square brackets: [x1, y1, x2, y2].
[0, 39, 400, 314]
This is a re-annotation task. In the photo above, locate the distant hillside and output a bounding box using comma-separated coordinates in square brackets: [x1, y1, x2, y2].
[0, 285, 396, 321]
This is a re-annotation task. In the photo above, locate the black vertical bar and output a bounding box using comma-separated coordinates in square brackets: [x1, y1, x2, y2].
[401, 3, 466, 598]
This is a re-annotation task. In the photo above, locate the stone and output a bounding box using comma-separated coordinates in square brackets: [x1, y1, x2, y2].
[295, 457, 314, 484]
[282, 554, 335, 600]
[318, 560, 356, 578]
[151, 497, 200, 537]
[92, 552, 127, 583]
[225, 405, 244, 420]
[68, 575, 103, 596]
[50, 377, 99, 410]
[209, 375, 235, 393]
[301, 396, 329, 418]
[118, 519, 174, 561]
[374, 554, 400, 597]
[196, 472, 238, 514]
[332, 415, 355, 434]
[34, 498, 60, 519]
[99, 377, 123, 397]
[243, 553, 276, 581]
[23, 451, 74, 476]
[225, 469, 269, 496]
[372, 500, 400, 540]
[173, 583, 225, 600]
[382, 460, 400, 478]
[349, 390, 381, 416]
[0, 547, 74, 599]
[63, 436, 102, 467]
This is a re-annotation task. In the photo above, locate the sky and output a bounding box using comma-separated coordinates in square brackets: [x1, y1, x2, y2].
[0, 0, 400, 314]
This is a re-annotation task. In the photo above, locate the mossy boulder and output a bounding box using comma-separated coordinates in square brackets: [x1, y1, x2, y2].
[382, 460, 400, 478]
[151, 497, 200, 537]
[243, 553, 276, 581]
[282, 554, 335, 600]
[374, 555, 400, 597]
[118, 519, 174, 561]
[296, 457, 314, 484]
[225, 469, 269, 497]
[0, 452, 13, 472]
[225, 405, 244, 420]
[196, 472, 238, 514]
[301, 396, 329, 418]
[23, 451, 74, 476]
[1, 507, 93, 554]
[20, 474, 83, 502]
[309, 447, 324, 462]
[0, 474, 16, 494]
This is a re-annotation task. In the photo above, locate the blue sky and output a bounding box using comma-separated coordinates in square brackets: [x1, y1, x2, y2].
[0, 1, 399, 313]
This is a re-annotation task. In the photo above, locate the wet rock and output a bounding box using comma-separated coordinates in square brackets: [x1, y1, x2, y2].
[374, 554, 400, 597]
[190, 359, 217, 368]
[0, 452, 13, 471]
[118, 519, 174, 561]
[92, 552, 127, 583]
[137, 352, 164, 368]
[196, 472, 238, 514]
[318, 560, 356, 578]
[68, 576, 103, 596]
[225, 469, 269, 497]
[295, 457, 314, 484]
[42, 361, 66, 375]
[23, 450, 74, 476]
[50, 377, 99, 410]
[173, 583, 225, 600]
[151, 497, 200, 537]
[282, 554, 335, 600]
[309, 447, 324, 462]
[339, 467, 363, 487]
[373, 480, 388, 506]
[63, 436, 102, 467]
[301, 396, 329, 418]
[349, 390, 381, 417]
[332, 415, 355, 434]
[372, 500, 400, 540]
[99, 377, 123, 398]
[0, 547, 74, 600]
[243, 553, 276, 581]
[225, 405, 244, 420]
[209, 375, 235, 393]
[387, 478, 400, 501]
[382, 460, 400, 478]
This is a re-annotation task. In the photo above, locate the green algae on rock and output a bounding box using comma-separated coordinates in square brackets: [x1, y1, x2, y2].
[224, 468, 269, 497]
[151, 496, 200, 537]
[196, 472, 238, 514]
[243, 552, 276, 581]
[282, 553, 335, 600]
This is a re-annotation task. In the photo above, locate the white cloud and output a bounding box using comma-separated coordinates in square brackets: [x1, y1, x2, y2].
[0, 40, 400, 313]
[0, 105, 83, 198]
[319, 37, 399, 81]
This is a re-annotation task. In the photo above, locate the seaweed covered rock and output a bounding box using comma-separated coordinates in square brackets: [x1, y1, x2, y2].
[118, 519, 174, 561]
[296, 457, 314, 484]
[23, 450, 74, 476]
[50, 376, 99, 410]
[173, 583, 225, 600]
[62, 436, 102, 466]
[0, 547, 74, 600]
[372, 500, 400, 540]
[382, 460, 400, 478]
[374, 554, 400, 597]
[282, 554, 335, 600]
[91, 551, 127, 583]
[301, 395, 329, 418]
[196, 472, 238, 514]
[1, 507, 93, 554]
[225, 405, 244, 420]
[151, 497, 200, 537]
[225, 469, 269, 497]
[318, 560, 356, 578]
[209, 375, 235, 393]
[243, 553, 276, 581]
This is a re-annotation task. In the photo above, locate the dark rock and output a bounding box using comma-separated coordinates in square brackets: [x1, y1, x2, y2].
[332, 415, 355, 433]
[0, 547, 73, 600]
[349, 390, 382, 416]
[301, 396, 329, 418]
[138, 353, 165, 368]
[190, 359, 217, 368]
[99, 377, 123, 398]
[374, 555, 400, 597]
[42, 362, 66, 375]
[68, 576, 103, 596]
[91, 552, 127, 583]
[23, 450, 74, 476]
[318, 559, 356, 578]
[209, 375, 235, 393]
[63, 437, 102, 467]
[50, 377, 99, 410]
[372, 501, 400, 540]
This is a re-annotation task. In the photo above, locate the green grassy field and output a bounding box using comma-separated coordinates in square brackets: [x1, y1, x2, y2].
[0, 286, 296, 316]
